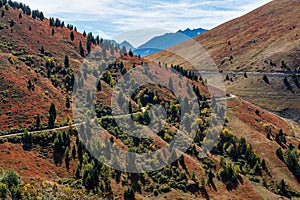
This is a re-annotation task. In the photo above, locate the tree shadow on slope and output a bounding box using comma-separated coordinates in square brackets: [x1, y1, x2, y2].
[284, 77, 294, 93]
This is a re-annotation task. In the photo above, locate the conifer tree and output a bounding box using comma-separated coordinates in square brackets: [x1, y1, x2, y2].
[72, 145, 76, 160]
[65, 147, 70, 170]
[97, 80, 101, 91]
[48, 103, 56, 128]
[9, 19, 14, 27]
[34, 114, 40, 130]
[64, 55, 69, 68]
[129, 49, 133, 57]
[40, 45, 45, 54]
[70, 31, 74, 41]
[86, 40, 91, 54]
[66, 96, 71, 109]
[79, 41, 85, 57]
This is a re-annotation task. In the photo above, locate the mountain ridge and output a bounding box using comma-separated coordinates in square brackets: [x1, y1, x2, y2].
[146, 0, 300, 117]
[0, 1, 300, 200]
[120, 40, 136, 50]
[133, 28, 207, 56]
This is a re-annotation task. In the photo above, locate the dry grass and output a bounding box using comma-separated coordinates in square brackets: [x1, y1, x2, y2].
[146, 0, 300, 118]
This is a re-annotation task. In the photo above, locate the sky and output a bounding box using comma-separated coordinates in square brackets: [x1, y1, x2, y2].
[20, 0, 272, 47]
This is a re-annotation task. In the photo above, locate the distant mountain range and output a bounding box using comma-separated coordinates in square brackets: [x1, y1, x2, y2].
[119, 28, 208, 57]
[120, 40, 136, 51]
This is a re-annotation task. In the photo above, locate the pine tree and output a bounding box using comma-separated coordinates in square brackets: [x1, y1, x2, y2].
[83, 30, 86, 37]
[129, 49, 133, 57]
[64, 55, 69, 68]
[86, 40, 91, 54]
[2, 169, 21, 189]
[129, 101, 132, 114]
[77, 141, 83, 162]
[48, 103, 56, 128]
[70, 31, 74, 41]
[191, 170, 196, 181]
[66, 96, 71, 109]
[82, 161, 99, 190]
[207, 169, 214, 185]
[225, 74, 230, 81]
[124, 187, 135, 200]
[49, 17, 54, 26]
[27, 80, 32, 91]
[277, 179, 289, 197]
[51, 28, 54, 36]
[261, 159, 267, 170]
[40, 45, 45, 54]
[36, 114, 41, 129]
[65, 147, 70, 170]
[79, 41, 85, 57]
[276, 148, 284, 160]
[97, 80, 101, 91]
[9, 19, 14, 27]
[39, 11, 44, 21]
[96, 35, 100, 45]
[72, 145, 76, 160]
[75, 162, 81, 179]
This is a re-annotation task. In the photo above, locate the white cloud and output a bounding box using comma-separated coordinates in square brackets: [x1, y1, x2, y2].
[19, 0, 272, 46]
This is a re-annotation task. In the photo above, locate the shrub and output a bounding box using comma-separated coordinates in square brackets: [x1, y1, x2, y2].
[1, 169, 21, 189]
[124, 187, 135, 200]
[153, 189, 159, 196]
[0, 183, 7, 199]
[276, 148, 284, 160]
[277, 179, 290, 197]
[283, 145, 300, 180]
[218, 161, 240, 188]
[275, 129, 286, 144]
[159, 184, 171, 193]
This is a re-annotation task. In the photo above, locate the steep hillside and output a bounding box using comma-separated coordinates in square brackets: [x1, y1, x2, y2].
[147, 0, 300, 71]
[0, 4, 118, 132]
[0, 1, 300, 200]
[0, 4, 82, 131]
[1, 51, 300, 199]
[146, 0, 300, 118]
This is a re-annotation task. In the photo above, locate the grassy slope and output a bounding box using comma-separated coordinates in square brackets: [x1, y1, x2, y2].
[227, 98, 300, 191]
[1, 54, 299, 199]
[0, 2, 299, 200]
[147, 0, 300, 71]
[145, 0, 300, 115]
[0, 6, 89, 130]
[2, 97, 298, 199]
